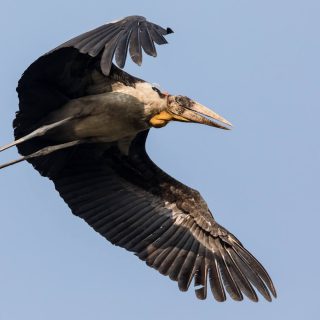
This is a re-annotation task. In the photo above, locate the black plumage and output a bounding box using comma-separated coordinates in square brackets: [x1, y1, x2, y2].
[2, 16, 276, 301]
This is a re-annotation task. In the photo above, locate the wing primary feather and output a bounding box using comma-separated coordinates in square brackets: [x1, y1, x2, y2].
[130, 218, 173, 254]
[167, 223, 198, 282]
[149, 22, 173, 35]
[193, 232, 206, 287]
[194, 247, 208, 300]
[156, 232, 189, 274]
[170, 237, 195, 284]
[228, 248, 272, 301]
[129, 22, 142, 65]
[140, 23, 157, 57]
[207, 237, 226, 301]
[208, 259, 227, 301]
[177, 228, 200, 292]
[216, 242, 243, 301]
[224, 245, 259, 302]
[148, 28, 168, 45]
[115, 29, 132, 68]
[88, 26, 121, 57]
[134, 222, 178, 256]
[232, 242, 277, 298]
[100, 32, 123, 75]
[157, 219, 194, 275]
[146, 223, 190, 270]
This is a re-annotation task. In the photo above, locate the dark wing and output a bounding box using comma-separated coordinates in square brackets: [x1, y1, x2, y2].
[45, 130, 276, 301]
[53, 15, 173, 75]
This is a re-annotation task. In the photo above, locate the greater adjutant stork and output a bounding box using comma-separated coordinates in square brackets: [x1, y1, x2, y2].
[0, 16, 276, 302]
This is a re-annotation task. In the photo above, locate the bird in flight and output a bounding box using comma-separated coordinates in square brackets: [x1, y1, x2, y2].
[0, 15, 276, 302]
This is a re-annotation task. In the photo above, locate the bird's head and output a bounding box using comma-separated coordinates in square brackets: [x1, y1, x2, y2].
[149, 94, 232, 130]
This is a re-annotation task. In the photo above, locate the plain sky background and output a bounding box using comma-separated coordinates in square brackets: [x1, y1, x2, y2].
[0, 0, 319, 319]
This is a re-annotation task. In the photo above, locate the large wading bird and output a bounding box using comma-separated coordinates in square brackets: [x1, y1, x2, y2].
[0, 16, 276, 302]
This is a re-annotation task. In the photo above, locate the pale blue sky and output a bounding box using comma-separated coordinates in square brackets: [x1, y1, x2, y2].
[0, 1, 319, 319]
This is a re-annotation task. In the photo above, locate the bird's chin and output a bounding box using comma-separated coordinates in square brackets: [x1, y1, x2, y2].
[149, 110, 174, 128]
[151, 120, 170, 128]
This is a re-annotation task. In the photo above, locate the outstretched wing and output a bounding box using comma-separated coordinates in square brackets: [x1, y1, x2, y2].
[53, 15, 173, 75]
[48, 130, 276, 301]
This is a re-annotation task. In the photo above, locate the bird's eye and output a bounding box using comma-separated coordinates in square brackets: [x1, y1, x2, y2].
[152, 86, 162, 96]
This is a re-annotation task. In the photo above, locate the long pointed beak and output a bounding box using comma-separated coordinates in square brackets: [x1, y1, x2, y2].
[169, 100, 232, 130]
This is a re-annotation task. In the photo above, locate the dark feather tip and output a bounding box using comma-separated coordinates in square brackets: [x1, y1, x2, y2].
[166, 28, 174, 34]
